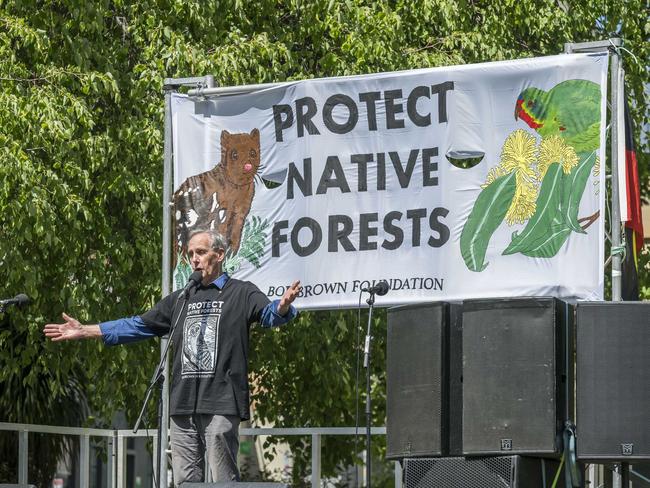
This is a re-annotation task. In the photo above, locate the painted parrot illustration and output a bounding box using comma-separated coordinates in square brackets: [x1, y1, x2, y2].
[515, 79, 601, 153]
[501, 79, 602, 256]
[460, 79, 603, 271]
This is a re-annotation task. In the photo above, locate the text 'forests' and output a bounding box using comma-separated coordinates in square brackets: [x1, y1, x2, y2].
[272, 207, 450, 258]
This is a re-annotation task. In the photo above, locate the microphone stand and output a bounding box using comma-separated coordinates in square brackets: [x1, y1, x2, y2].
[133, 291, 188, 488]
[363, 290, 378, 488]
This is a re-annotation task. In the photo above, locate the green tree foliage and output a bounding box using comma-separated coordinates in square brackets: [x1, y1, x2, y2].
[0, 0, 647, 485]
[250, 308, 387, 486]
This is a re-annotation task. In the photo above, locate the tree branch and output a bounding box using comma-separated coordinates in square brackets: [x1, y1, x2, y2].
[579, 210, 600, 230]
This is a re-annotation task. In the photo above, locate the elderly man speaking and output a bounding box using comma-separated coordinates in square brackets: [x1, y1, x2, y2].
[45, 229, 301, 486]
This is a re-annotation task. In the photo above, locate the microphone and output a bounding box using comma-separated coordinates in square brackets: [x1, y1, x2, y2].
[0, 294, 31, 312]
[182, 270, 203, 297]
[361, 280, 390, 296]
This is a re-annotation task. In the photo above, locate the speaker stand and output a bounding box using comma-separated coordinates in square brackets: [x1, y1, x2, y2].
[614, 463, 630, 488]
[133, 292, 188, 488]
[363, 291, 379, 488]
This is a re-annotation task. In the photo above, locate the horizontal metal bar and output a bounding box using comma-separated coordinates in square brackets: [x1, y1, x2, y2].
[0, 422, 114, 437]
[239, 427, 387, 435]
[565, 38, 621, 53]
[2, 422, 386, 438]
[4, 421, 393, 488]
[163, 76, 212, 89]
[188, 81, 286, 98]
[116, 429, 160, 438]
[189, 42, 619, 96]
[186, 70, 389, 97]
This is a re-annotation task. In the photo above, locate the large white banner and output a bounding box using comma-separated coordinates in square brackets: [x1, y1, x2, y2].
[171, 53, 608, 309]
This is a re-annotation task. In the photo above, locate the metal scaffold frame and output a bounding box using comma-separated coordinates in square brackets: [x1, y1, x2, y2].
[159, 38, 626, 488]
[564, 36, 629, 488]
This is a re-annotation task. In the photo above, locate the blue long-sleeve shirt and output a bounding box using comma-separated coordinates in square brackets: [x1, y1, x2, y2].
[99, 273, 297, 346]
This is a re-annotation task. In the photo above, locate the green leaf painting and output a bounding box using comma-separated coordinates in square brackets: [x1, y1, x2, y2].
[460, 172, 517, 271]
[559, 151, 597, 233]
[223, 216, 269, 274]
[173, 254, 193, 291]
[521, 215, 572, 258]
[502, 162, 564, 255]
[460, 79, 602, 271]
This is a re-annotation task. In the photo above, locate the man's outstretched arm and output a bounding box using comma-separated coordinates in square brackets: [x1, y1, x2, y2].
[44, 313, 102, 341]
[44, 313, 159, 345]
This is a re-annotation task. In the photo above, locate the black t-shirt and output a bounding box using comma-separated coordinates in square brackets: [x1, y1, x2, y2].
[140, 278, 270, 419]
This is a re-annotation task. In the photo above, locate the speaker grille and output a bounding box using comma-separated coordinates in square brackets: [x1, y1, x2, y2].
[404, 456, 563, 488]
[576, 302, 650, 460]
[386, 303, 447, 458]
[460, 298, 564, 455]
[404, 457, 514, 488]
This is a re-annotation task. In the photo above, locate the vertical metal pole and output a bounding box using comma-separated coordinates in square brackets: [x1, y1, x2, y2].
[159, 75, 212, 488]
[117, 435, 126, 488]
[394, 461, 402, 488]
[162, 89, 174, 302]
[610, 45, 622, 302]
[205, 70, 216, 487]
[565, 38, 623, 488]
[311, 433, 321, 488]
[610, 42, 627, 488]
[587, 463, 596, 488]
[18, 430, 28, 485]
[152, 431, 159, 483]
[160, 88, 174, 488]
[80, 434, 90, 487]
[364, 296, 376, 488]
[107, 433, 117, 488]
[613, 464, 622, 488]
[622, 465, 630, 487]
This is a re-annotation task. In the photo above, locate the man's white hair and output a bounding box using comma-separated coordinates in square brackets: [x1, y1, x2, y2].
[189, 229, 227, 252]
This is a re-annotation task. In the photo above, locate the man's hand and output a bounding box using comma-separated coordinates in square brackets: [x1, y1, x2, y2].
[277, 280, 301, 316]
[44, 313, 101, 342]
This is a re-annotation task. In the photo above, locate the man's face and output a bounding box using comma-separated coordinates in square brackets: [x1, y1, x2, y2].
[187, 233, 225, 285]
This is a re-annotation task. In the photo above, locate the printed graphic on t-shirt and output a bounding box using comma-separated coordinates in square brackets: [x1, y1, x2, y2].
[181, 299, 225, 377]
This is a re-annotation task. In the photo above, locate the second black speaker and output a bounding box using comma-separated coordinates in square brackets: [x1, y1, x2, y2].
[454, 297, 571, 456]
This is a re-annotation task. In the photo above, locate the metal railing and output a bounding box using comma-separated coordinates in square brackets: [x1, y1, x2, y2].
[0, 422, 399, 488]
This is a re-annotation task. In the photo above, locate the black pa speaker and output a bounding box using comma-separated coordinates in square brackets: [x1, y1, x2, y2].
[403, 456, 565, 488]
[457, 297, 570, 456]
[575, 301, 650, 461]
[386, 302, 460, 459]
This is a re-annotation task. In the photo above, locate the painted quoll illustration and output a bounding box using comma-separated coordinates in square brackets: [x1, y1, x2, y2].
[460, 80, 601, 272]
[173, 129, 261, 259]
